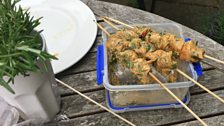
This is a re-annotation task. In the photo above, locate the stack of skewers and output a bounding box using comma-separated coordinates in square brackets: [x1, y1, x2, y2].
[96, 16, 224, 126]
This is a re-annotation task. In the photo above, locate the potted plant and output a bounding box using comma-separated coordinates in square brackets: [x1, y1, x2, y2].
[0, 0, 60, 122]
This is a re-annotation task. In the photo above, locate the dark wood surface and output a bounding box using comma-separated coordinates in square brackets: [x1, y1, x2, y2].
[48, 0, 224, 125]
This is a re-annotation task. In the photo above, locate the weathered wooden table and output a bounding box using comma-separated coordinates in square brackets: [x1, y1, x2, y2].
[47, 0, 224, 125]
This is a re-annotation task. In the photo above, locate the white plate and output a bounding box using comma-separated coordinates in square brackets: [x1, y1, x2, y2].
[19, 0, 97, 74]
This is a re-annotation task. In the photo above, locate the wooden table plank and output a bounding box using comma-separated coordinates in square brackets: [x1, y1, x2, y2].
[60, 90, 105, 117]
[57, 53, 96, 77]
[190, 69, 224, 94]
[172, 115, 224, 126]
[57, 71, 103, 96]
[48, 90, 224, 126]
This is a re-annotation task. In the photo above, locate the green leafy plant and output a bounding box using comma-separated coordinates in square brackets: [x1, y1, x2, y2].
[0, 0, 57, 94]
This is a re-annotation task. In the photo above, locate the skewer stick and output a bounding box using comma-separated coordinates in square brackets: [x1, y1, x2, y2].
[103, 16, 134, 29]
[96, 22, 111, 36]
[204, 54, 224, 65]
[99, 16, 120, 30]
[56, 79, 136, 126]
[148, 73, 208, 126]
[176, 69, 224, 104]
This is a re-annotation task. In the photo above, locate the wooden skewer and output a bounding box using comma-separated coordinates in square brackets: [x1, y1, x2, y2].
[149, 73, 208, 126]
[97, 22, 207, 126]
[56, 79, 136, 126]
[96, 22, 111, 36]
[99, 16, 120, 30]
[103, 16, 134, 29]
[176, 69, 224, 104]
[204, 54, 224, 65]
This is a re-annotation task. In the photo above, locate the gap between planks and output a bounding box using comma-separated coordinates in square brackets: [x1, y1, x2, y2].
[191, 87, 224, 96]
[56, 69, 96, 78]
[60, 86, 104, 97]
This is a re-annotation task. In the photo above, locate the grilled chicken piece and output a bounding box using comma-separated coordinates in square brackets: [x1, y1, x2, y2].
[106, 37, 129, 52]
[145, 30, 204, 62]
[132, 27, 152, 38]
[113, 30, 139, 41]
[169, 37, 185, 52]
[148, 32, 161, 47]
[118, 50, 153, 84]
[145, 50, 176, 70]
[160, 69, 177, 83]
[179, 41, 205, 62]
[129, 38, 142, 49]
[145, 50, 177, 82]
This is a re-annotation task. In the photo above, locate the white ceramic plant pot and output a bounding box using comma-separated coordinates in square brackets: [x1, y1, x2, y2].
[0, 35, 60, 122]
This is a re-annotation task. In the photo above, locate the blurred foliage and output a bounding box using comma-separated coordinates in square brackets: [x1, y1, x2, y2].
[130, 0, 140, 8]
[203, 12, 224, 46]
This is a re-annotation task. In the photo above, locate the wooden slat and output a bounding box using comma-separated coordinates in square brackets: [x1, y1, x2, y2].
[190, 69, 224, 94]
[173, 115, 224, 126]
[47, 90, 224, 126]
[201, 61, 215, 70]
[57, 53, 96, 77]
[60, 90, 105, 116]
[57, 71, 103, 95]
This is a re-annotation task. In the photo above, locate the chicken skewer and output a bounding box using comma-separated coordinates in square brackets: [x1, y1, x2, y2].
[101, 17, 224, 104]
[103, 16, 224, 65]
[96, 22, 208, 126]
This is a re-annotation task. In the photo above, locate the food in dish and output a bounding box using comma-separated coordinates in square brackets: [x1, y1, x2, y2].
[106, 26, 204, 84]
